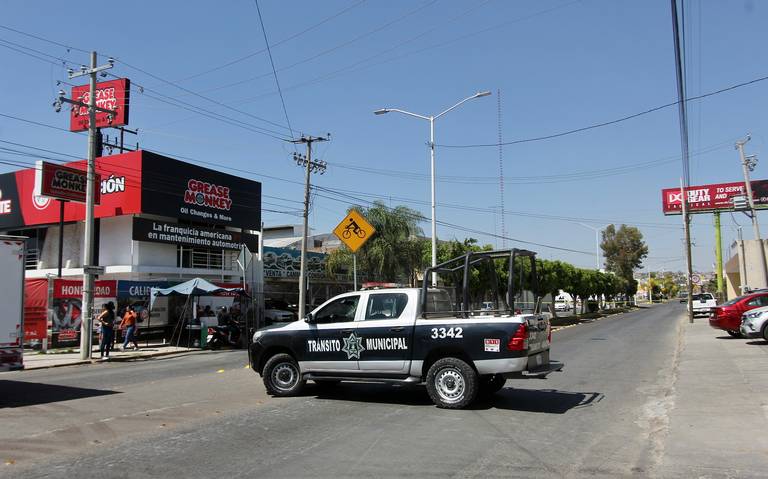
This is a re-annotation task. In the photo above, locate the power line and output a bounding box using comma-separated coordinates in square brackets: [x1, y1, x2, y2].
[437, 73, 768, 149]
[190, 0, 438, 97]
[312, 188, 595, 256]
[0, 24, 89, 53]
[0, 22, 299, 136]
[254, 0, 295, 140]
[326, 139, 732, 185]
[175, 0, 367, 83]
[312, 184, 680, 230]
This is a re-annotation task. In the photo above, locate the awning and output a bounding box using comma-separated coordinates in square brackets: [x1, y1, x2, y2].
[150, 277, 246, 309]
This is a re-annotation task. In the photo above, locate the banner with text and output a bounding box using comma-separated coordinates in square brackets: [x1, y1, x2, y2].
[132, 217, 259, 251]
[661, 179, 768, 215]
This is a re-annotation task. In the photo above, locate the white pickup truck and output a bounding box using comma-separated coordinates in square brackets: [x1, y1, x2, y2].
[689, 292, 717, 316]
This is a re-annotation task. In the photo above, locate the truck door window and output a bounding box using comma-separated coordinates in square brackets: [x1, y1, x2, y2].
[313, 296, 359, 324]
[365, 293, 408, 320]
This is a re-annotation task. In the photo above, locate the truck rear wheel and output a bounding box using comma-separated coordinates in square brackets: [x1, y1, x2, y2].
[263, 353, 305, 397]
[426, 357, 478, 409]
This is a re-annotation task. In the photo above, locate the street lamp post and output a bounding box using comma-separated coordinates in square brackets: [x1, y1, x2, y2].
[577, 223, 609, 271]
[374, 91, 491, 285]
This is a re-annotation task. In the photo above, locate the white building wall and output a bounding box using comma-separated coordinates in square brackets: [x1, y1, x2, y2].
[98, 216, 133, 265]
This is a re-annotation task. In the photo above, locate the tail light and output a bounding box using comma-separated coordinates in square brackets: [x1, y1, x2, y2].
[507, 323, 528, 351]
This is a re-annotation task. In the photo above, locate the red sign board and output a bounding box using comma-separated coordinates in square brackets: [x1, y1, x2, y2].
[662, 180, 768, 215]
[69, 78, 130, 132]
[34, 161, 101, 204]
[54, 279, 116, 299]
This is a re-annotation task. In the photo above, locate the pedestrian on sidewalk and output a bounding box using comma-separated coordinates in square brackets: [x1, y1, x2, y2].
[120, 305, 140, 351]
[97, 302, 116, 360]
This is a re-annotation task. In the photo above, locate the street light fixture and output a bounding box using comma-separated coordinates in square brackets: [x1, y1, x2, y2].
[374, 91, 491, 285]
[577, 223, 610, 271]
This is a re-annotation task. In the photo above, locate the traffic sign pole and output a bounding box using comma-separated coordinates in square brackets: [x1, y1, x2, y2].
[353, 254, 357, 291]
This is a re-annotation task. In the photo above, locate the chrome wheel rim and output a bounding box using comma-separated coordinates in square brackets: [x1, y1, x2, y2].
[435, 367, 465, 404]
[271, 362, 299, 391]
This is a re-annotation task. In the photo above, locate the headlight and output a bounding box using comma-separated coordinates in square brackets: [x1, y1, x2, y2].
[745, 311, 762, 319]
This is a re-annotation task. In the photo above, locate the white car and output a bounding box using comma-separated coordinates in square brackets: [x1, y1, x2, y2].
[740, 305, 768, 341]
[689, 293, 717, 316]
[554, 302, 570, 312]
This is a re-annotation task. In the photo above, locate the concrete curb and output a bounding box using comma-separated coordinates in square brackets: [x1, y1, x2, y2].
[23, 348, 216, 370]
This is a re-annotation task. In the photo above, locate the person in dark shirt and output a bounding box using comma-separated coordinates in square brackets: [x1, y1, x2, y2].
[97, 302, 116, 360]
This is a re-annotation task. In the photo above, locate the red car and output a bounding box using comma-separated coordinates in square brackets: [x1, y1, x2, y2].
[709, 291, 768, 337]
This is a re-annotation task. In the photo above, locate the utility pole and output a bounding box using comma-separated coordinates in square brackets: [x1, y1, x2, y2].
[680, 179, 694, 323]
[736, 135, 768, 289]
[713, 212, 725, 301]
[68, 52, 114, 360]
[291, 135, 328, 321]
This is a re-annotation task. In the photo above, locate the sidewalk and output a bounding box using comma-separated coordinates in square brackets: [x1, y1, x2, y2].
[22, 342, 202, 370]
[659, 315, 768, 477]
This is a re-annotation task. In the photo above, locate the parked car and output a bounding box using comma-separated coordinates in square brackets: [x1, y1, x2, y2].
[709, 291, 768, 337]
[740, 305, 768, 341]
[678, 291, 689, 303]
[689, 293, 717, 316]
[264, 299, 296, 325]
[554, 302, 570, 312]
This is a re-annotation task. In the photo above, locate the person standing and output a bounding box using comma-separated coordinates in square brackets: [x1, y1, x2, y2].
[97, 302, 116, 360]
[120, 305, 140, 351]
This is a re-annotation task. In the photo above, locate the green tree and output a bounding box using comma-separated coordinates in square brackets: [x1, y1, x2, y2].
[601, 224, 647, 303]
[601, 225, 649, 278]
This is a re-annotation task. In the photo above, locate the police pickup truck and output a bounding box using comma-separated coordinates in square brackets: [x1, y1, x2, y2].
[250, 249, 563, 409]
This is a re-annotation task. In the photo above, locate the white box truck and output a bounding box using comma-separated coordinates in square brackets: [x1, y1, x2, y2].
[0, 236, 25, 371]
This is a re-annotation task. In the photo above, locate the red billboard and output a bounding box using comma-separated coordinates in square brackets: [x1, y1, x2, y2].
[69, 78, 130, 132]
[0, 151, 142, 229]
[662, 180, 768, 215]
[0, 150, 261, 230]
[34, 161, 101, 204]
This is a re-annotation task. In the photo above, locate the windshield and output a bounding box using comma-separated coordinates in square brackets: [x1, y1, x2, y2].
[721, 295, 745, 306]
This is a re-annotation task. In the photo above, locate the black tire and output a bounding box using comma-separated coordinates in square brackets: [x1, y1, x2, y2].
[727, 330, 742, 338]
[761, 323, 768, 342]
[478, 374, 506, 396]
[425, 357, 478, 409]
[263, 353, 305, 397]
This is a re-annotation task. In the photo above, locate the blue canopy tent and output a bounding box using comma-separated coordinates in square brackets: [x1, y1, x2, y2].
[150, 278, 248, 348]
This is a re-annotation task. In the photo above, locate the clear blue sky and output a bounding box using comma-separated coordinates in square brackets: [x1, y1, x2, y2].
[1, 0, 767, 273]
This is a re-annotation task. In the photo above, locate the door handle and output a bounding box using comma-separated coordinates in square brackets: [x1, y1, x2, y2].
[389, 327, 404, 332]
[341, 329, 354, 334]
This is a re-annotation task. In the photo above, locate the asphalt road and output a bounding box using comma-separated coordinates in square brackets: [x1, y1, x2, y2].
[2, 303, 685, 478]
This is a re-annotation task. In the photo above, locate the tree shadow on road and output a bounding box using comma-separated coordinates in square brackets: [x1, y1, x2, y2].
[304, 382, 603, 414]
[0, 380, 119, 408]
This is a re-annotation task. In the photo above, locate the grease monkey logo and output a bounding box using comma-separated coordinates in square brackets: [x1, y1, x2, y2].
[183, 179, 232, 211]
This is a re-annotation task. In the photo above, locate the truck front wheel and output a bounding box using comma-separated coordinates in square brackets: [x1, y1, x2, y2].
[426, 357, 478, 409]
[263, 353, 305, 397]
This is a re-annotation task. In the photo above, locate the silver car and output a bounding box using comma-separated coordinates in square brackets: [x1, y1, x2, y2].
[740, 305, 768, 341]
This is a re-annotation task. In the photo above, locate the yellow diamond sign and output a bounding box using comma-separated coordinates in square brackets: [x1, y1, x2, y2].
[333, 209, 375, 253]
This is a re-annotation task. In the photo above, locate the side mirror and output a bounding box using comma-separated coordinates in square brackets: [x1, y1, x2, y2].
[304, 313, 314, 323]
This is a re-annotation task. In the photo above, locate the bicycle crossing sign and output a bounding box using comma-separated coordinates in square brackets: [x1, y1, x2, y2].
[333, 209, 375, 252]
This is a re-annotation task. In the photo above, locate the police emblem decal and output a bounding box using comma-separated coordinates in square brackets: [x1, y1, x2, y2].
[341, 332, 365, 359]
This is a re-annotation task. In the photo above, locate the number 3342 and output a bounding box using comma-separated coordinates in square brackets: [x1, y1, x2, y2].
[430, 327, 463, 339]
